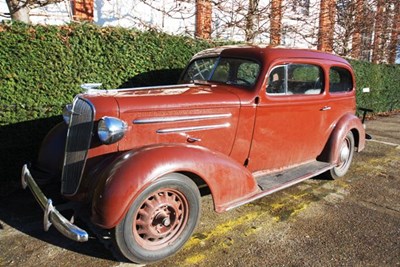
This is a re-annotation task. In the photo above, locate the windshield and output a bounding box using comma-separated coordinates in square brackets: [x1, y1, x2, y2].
[181, 57, 261, 88]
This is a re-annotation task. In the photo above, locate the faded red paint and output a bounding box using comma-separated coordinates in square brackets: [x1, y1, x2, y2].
[34, 46, 365, 230]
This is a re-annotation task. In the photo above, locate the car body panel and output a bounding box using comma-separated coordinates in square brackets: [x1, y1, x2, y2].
[25, 45, 366, 245]
[91, 144, 258, 228]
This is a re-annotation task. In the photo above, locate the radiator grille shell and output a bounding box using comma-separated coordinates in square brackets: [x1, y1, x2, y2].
[61, 97, 95, 196]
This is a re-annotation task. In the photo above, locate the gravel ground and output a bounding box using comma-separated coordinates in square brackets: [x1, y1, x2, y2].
[1, 114, 399, 267]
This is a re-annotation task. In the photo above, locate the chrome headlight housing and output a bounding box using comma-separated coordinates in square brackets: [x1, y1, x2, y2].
[62, 104, 73, 125]
[98, 117, 128, 145]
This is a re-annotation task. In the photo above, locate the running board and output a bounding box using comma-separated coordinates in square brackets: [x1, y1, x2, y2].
[224, 161, 334, 212]
[257, 161, 333, 192]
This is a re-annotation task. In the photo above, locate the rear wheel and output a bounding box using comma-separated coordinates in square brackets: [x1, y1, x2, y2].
[113, 173, 201, 264]
[328, 131, 355, 179]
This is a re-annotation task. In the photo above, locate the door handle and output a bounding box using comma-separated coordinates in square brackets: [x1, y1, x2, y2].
[187, 137, 201, 143]
[320, 106, 331, 111]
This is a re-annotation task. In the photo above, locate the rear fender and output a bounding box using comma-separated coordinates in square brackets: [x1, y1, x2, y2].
[318, 113, 365, 164]
[91, 144, 258, 229]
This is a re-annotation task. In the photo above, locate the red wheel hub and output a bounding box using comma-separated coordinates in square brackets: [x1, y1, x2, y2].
[133, 188, 189, 250]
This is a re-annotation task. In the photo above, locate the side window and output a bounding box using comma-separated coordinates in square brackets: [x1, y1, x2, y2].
[267, 64, 323, 95]
[287, 64, 323, 95]
[329, 67, 353, 93]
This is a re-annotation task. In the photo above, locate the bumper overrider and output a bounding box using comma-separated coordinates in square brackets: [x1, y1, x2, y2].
[21, 164, 89, 242]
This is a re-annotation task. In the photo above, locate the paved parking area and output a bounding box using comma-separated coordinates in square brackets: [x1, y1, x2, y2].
[0, 114, 399, 267]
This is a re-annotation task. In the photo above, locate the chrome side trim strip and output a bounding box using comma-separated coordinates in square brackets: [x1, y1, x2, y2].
[157, 123, 230, 134]
[133, 113, 232, 124]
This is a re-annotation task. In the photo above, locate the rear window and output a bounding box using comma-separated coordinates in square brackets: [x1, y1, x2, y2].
[329, 67, 353, 93]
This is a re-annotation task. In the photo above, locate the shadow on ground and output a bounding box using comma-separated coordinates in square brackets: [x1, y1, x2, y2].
[0, 187, 118, 262]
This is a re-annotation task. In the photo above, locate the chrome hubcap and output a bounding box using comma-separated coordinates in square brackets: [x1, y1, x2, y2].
[340, 143, 350, 163]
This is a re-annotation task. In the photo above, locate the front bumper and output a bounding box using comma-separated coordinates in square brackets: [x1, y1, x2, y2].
[21, 164, 89, 242]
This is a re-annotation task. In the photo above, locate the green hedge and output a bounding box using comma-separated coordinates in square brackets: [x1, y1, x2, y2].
[0, 22, 216, 126]
[1, 23, 399, 126]
[0, 23, 399, 195]
[350, 59, 400, 112]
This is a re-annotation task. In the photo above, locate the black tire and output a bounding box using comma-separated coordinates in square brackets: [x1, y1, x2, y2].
[113, 173, 201, 264]
[328, 131, 355, 179]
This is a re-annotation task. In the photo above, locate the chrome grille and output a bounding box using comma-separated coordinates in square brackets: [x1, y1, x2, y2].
[61, 97, 94, 196]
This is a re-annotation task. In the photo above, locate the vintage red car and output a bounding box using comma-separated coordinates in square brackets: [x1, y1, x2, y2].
[21, 45, 365, 263]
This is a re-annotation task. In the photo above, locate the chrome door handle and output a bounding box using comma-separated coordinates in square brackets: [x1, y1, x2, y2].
[320, 106, 331, 111]
[187, 137, 201, 143]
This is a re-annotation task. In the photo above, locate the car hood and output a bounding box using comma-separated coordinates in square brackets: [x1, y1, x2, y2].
[108, 83, 241, 113]
[81, 83, 243, 156]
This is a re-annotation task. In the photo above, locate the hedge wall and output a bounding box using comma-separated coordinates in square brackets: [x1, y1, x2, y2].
[0, 22, 399, 195]
[350, 59, 400, 113]
[0, 22, 216, 125]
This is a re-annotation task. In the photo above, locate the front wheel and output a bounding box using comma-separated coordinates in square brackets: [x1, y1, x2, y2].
[328, 131, 355, 179]
[113, 173, 201, 264]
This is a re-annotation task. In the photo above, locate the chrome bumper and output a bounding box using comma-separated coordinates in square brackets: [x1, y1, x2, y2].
[21, 164, 89, 242]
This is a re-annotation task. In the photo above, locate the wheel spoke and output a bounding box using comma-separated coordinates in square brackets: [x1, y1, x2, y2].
[137, 208, 150, 219]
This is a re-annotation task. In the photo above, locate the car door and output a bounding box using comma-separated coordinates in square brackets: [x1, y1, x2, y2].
[247, 62, 331, 173]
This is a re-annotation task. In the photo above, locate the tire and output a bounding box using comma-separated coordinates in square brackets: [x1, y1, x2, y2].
[113, 173, 201, 264]
[328, 131, 355, 179]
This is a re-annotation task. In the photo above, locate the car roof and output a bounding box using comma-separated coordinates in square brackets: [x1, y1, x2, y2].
[192, 45, 350, 66]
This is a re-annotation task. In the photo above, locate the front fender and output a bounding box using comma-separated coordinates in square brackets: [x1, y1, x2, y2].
[32, 122, 67, 183]
[319, 113, 365, 164]
[91, 144, 258, 229]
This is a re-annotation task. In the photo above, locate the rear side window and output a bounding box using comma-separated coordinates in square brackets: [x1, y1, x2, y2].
[329, 67, 353, 93]
[267, 64, 324, 95]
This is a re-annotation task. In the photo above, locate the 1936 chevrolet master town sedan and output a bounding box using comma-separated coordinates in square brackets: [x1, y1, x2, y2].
[21, 45, 365, 264]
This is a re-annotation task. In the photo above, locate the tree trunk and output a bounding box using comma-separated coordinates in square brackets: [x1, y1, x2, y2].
[6, 0, 30, 23]
[245, 0, 259, 42]
[388, 0, 400, 64]
[195, 0, 212, 39]
[372, 0, 385, 63]
[317, 0, 336, 52]
[73, 0, 94, 21]
[269, 0, 282, 45]
[351, 0, 364, 59]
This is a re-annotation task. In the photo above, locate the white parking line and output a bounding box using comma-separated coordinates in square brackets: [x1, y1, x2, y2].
[367, 139, 400, 147]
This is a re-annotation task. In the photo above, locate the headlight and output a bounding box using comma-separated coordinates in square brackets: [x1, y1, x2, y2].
[98, 117, 128, 145]
[62, 104, 72, 125]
